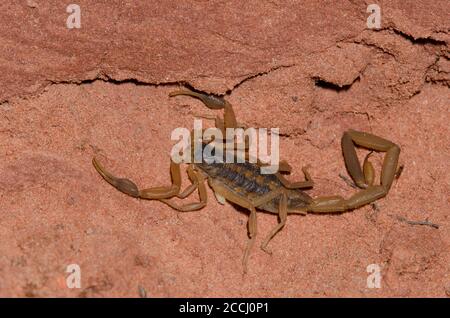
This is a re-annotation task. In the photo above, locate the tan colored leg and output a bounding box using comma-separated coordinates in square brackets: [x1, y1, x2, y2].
[208, 179, 285, 272]
[243, 207, 257, 274]
[277, 165, 314, 189]
[160, 167, 208, 212]
[278, 160, 293, 174]
[260, 192, 288, 255]
[308, 130, 400, 213]
[257, 159, 294, 174]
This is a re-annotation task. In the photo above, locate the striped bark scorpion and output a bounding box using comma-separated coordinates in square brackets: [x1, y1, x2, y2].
[92, 89, 400, 273]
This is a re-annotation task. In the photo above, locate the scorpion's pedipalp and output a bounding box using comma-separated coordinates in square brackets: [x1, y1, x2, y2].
[175, 164, 199, 199]
[92, 157, 182, 200]
[92, 157, 140, 198]
[160, 166, 208, 212]
[169, 90, 226, 109]
[133, 160, 182, 199]
[170, 89, 239, 131]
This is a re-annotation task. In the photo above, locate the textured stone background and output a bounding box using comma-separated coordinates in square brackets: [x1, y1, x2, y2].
[0, 1, 449, 297]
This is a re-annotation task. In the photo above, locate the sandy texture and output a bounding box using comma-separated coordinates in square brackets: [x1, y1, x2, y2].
[0, 1, 449, 297]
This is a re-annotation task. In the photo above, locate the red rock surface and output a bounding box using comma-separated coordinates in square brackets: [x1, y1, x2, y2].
[0, 1, 449, 297]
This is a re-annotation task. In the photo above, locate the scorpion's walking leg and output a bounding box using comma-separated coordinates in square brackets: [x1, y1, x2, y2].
[307, 129, 400, 213]
[260, 192, 288, 255]
[278, 160, 293, 174]
[244, 207, 257, 274]
[208, 179, 285, 272]
[258, 165, 315, 254]
[93, 157, 189, 200]
[277, 165, 314, 189]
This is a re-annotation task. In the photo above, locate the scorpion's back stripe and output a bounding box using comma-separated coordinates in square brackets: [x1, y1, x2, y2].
[197, 161, 281, 196]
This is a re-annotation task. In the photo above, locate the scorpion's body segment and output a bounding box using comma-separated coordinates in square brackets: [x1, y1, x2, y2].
[92, 89, 401, 273]
[196, 160, 312, 213]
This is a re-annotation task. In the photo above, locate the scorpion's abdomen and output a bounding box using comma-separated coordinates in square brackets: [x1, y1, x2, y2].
[196, 161, 282, 201]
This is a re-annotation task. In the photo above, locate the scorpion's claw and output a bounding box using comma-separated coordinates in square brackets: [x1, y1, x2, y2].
[92, 157, 140, 198]
[169, 89, 227, 110]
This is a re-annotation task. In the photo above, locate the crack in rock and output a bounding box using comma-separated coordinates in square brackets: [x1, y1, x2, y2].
[5, 64, 297, 104]
[224, 64, 296, 94]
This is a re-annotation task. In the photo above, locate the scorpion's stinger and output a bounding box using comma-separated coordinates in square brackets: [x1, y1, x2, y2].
[346, 129, 400, 191]
[362, 151, 375, 186]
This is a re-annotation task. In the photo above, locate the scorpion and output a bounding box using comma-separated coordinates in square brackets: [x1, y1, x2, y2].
[92, 89, 400, 273]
